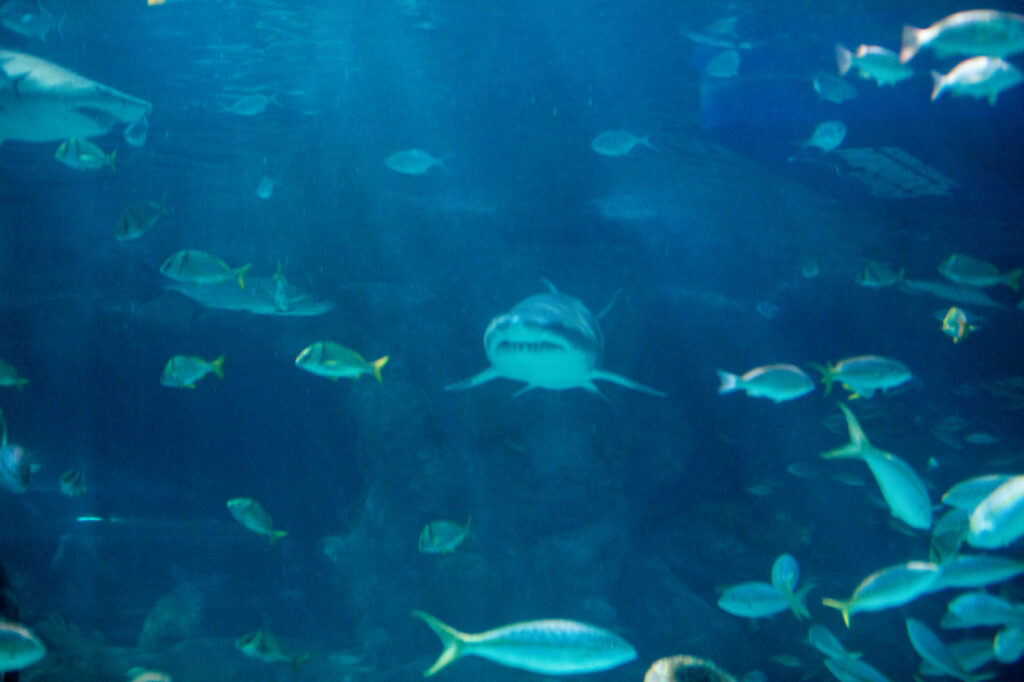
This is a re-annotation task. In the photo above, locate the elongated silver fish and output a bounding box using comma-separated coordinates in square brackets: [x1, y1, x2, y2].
[411, 610, 636, 676]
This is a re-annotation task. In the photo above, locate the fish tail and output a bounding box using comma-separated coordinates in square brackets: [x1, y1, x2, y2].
[834, 43, 852, 76]
[641, 135, 658, 151]
[900, 25, 922, 63]
[1005, 268, 1022, 292]
[808, 363, 833, 395]
[15, 377, 29, 390]
[210, 355, 225, 379]
[235, 263, 253, 289]
[269, 530, 288, 545]
[292, 652, 311, 669]
[372, 356, 389, 383]
[930, 70, 945, 101]
[108, 149, 117, 173]
[411, 611, 466, 677]
[790, 583, 815, 621]
[716, 370, 739, 394]
[821, 598, 851, 628]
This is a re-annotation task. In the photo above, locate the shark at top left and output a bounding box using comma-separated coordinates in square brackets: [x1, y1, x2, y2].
[0, 47, 151, 148]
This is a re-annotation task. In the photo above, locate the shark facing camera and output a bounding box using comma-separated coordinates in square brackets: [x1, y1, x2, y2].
[446, 279, 665, 398]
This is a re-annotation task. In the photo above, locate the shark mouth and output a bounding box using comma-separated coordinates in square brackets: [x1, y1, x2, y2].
[447, 285, 665, 398]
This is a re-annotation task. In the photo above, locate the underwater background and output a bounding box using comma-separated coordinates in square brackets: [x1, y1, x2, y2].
[2, 0, 1024, 680]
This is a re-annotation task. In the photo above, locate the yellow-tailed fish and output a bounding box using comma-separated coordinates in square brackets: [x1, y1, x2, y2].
[418, 518, 471, 554]
[117, 193, 168, 241]
[411, 610, 636, 676]
[939, 254, 1021, 291]
[810, 355, 911, 399]
[295, 342, 388, 383]
[822, 404, 932, 529]
[55, 137, 115, 172]
[160, 355, 224, 389]
[235, 629, 308, 667]
[159, 250, 251, 289]
[227, 498, 287, 544]
[716, 364, 813, 403]
[821, 561, 941, 627]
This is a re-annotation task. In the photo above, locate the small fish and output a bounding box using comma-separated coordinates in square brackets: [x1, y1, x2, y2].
[704, 50, 739, 79]
[939, 254, 1021, 291]
[160, 354, 224, 389]
[941, 307, 977, 343]
[808, 624, 860, 660]
[811, 355, 911, 399]
[857, 262, 901, 288]
[933, 555, 1024, 591]
[227, 498, 287, 544]
[906, 619, 980, 682]
[295, 342, 388, 383]
[0, 619, 46, 673]
[801, 258, 820, 279]
[902, 277, 1005, 308]
[126, 667, 172, 682]
[964, 432, 997, 445]
[835, 44, 913, 86]
[967, 474, 1024, 549]
[59, 468, 86, 497]
[931, 56, 1023, 106]
[943, 474, 1016, 510]
[255, 175, 275, 199]
[717, 364, 813, 403]
[55, 137, 115, 172]
[718, 582, 790, 619]
[385, 148, 448, 175]
[821, 561, 941, 627]
[411, 610, 636, 676]
[824, 657, 891, 682]
[821, 404, 932, 529]
[117, 193, 168, 241]
[160, 250, 252, 289]
[590, 129, 655, 157]
[771, 553, 811, 620]
[235, 629, 307, 666]
[813, 73, 858, 104]
[792, 121, 846, 160]
[921, 639, 997, 676]
[995, 627, 1024, 663]
[942, 592, 1024, 629]
[901, 10, 1024, 63]
[123, 114, 149, 147]
[418, 518, 470, 554]
[221, 93, 280, 116]
[755, 299, 781, 319]
[0, 359, 28, 389]
[930, 507, 969, 564]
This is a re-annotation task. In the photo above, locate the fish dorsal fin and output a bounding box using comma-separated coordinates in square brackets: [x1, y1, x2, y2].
[838, 403, 870, 450]
[596, 288, 623, 320]
[539, 277, 558, 293]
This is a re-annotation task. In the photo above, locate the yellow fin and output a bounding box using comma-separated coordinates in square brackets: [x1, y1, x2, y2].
[372, 356, 389, 383]
[235, 263, 253, 289]
[411, 610, 467, 677]
[821, 597, 851, 628]
[210, 355, 225, 379]
[270, 530, 288, 545]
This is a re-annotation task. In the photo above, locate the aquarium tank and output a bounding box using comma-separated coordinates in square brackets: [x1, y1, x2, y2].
[2, 1, 1024, 681]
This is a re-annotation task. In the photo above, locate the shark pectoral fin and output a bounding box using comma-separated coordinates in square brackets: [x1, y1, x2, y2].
[445, 367, 499, 392]
[589, 369, 666, 397]
[512, 384, 538, 398]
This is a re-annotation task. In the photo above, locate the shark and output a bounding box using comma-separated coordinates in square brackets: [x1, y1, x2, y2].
[445, 280, 666, 398]
[0, 49, 151, 147]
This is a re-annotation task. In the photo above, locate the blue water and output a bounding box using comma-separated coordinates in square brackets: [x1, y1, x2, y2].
[2, 1, 1024, 680]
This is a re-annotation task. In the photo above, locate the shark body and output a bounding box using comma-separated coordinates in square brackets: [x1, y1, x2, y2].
[446, 281, 665, 397]
[0, 49, 151, 146]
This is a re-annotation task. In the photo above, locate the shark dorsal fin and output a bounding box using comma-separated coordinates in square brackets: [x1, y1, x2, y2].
[838, 403, 870, 449]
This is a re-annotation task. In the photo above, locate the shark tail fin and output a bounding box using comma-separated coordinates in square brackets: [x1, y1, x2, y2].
[590, 369, 666, 397]
[372, 356, 389, 383]
[411, 611, 467, 677]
